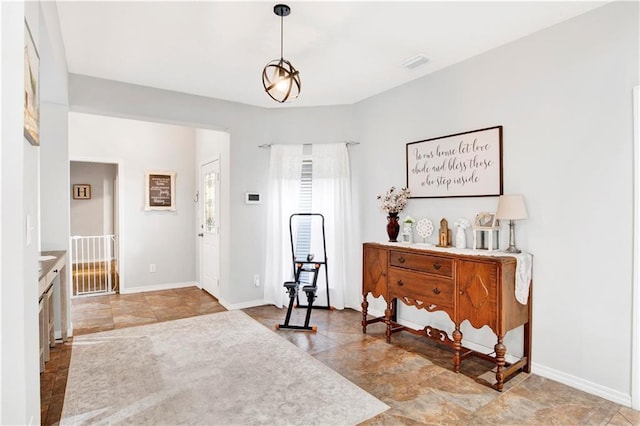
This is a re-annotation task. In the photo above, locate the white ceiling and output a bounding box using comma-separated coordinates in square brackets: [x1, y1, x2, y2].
[56, 1, 607, 108]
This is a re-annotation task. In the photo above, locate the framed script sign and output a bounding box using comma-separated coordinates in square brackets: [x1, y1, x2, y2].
[145, 171, 176, 211]
[406, 126, 503, 198]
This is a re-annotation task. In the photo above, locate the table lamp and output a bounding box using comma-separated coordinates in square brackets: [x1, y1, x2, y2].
[495, 194, 528, 253]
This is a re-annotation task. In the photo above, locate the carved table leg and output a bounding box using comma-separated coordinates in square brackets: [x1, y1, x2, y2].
[452, 325, 462, 373]
[523, 320, 532, 373]
[495, 336, 507, 391]
[384, 301, 393, 343]
[361, 294, 369, 334]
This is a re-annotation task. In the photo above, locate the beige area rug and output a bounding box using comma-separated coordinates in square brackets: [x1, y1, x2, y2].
[61, 310, 389, 425]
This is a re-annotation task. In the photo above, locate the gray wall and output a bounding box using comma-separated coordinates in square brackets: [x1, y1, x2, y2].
[353, 1, 638, 401]
[65, 0, 638, 405]
[70, 162, 116, 236]
[69, 113, 197, 290]
[68, 76, 356, 304]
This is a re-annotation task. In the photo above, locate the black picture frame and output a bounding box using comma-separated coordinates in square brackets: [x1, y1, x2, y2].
[406, 126, 503, 198]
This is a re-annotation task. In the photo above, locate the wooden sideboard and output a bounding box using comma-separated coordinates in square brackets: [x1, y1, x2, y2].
[361, 242, 531, 391]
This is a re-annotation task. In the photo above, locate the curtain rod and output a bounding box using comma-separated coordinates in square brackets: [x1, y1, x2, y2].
[258, 141, 359, 149]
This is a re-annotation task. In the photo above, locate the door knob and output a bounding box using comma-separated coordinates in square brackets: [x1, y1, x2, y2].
[198, 233, 204, 237]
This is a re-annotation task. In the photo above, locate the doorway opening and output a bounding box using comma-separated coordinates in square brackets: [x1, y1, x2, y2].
[69, 161, 120, 297]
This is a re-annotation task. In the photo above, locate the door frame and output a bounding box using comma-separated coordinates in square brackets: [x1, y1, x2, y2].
[199, 157, 221, 299]
[69, 156, 125, 293]
[632, 86, 639, 409]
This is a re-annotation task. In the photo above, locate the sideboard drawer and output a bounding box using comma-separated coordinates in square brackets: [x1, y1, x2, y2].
[388, 268, 454, 308]
[389, 251, 453, 277]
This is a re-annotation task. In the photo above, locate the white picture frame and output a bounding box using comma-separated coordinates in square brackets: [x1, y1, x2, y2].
[473, 212, 499, 228]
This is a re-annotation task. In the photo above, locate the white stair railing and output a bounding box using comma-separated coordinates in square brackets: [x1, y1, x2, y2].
[70, 235, 118, 296]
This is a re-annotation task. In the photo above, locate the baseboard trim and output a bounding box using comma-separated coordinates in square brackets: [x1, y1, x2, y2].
[368, 308, 632, 407]
[532, 362, 631, 407]
[120, 281, 198, 294]
[219, 298, 267, 310]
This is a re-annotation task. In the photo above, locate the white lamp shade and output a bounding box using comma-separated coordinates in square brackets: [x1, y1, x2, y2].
[495, 194, 528, 220]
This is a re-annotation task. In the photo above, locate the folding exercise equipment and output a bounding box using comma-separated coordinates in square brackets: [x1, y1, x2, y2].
[276, 262, 320, 332]
[276, 213, 331, 332]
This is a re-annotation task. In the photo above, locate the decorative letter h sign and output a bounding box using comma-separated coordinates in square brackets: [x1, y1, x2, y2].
[73, 184, 91, 200]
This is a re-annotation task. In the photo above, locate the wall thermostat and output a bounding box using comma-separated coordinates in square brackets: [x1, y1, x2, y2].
[245, 192, 261, 204]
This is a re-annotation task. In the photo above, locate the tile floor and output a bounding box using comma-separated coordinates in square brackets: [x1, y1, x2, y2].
[40, 287, 226, 425]
[42, 287, 640, 425]
[71, 287, 226, 335]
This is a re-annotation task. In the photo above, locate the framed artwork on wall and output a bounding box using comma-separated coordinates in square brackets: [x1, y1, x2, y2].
[72, 184, 91, 200]
[406, 126, 503, 198]
[145, 171, 176, 211]
[24, 19, 40, 146]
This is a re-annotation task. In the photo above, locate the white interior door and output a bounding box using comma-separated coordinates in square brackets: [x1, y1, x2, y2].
[200, 160, 220, 298]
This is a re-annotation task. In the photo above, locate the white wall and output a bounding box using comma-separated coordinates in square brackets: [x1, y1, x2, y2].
[353, 1, 638, 405]
[69, 113, 197, 291]
[1, 2, 29, 423]
[70, 161, 116, 236]
[39, 0, 71, 352]
[0, 1, 47, 423]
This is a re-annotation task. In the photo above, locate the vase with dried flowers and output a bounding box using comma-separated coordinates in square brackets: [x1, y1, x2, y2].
[377, 186, 411, 242]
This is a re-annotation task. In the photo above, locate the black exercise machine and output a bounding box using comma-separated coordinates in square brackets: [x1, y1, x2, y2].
[276, 213, 330, 332]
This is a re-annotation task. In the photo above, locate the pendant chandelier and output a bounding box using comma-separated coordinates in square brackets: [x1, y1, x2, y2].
[262, 4, 301, 103]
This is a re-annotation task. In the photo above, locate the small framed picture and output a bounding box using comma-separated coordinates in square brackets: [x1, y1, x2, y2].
[145, 171, 176, 211]
[72, 184, 91, 200]
[473, 212, 499, 228]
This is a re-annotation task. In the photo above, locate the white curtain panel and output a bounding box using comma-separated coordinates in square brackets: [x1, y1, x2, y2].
[264, 143, 359, 310]
[264, 144, 303, 308]
[311, 143, 357, 310]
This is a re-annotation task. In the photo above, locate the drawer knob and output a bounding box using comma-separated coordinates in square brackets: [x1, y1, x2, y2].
[397, 280, 404, 286]
[53, 269, 58, 273]
[433, 263, 442, 270]
[432, 287, 441, 295]
[398, 257, 406, 264]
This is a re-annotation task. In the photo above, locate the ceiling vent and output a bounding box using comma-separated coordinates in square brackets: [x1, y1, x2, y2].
[402, 54, 430, 70]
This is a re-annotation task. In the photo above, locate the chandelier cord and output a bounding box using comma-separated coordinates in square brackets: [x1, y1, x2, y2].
[280, 13, 284, 60]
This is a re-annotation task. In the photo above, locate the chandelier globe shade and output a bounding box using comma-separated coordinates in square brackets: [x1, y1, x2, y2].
[262, 59, 300, 103]
[262, 4, 301, 103]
